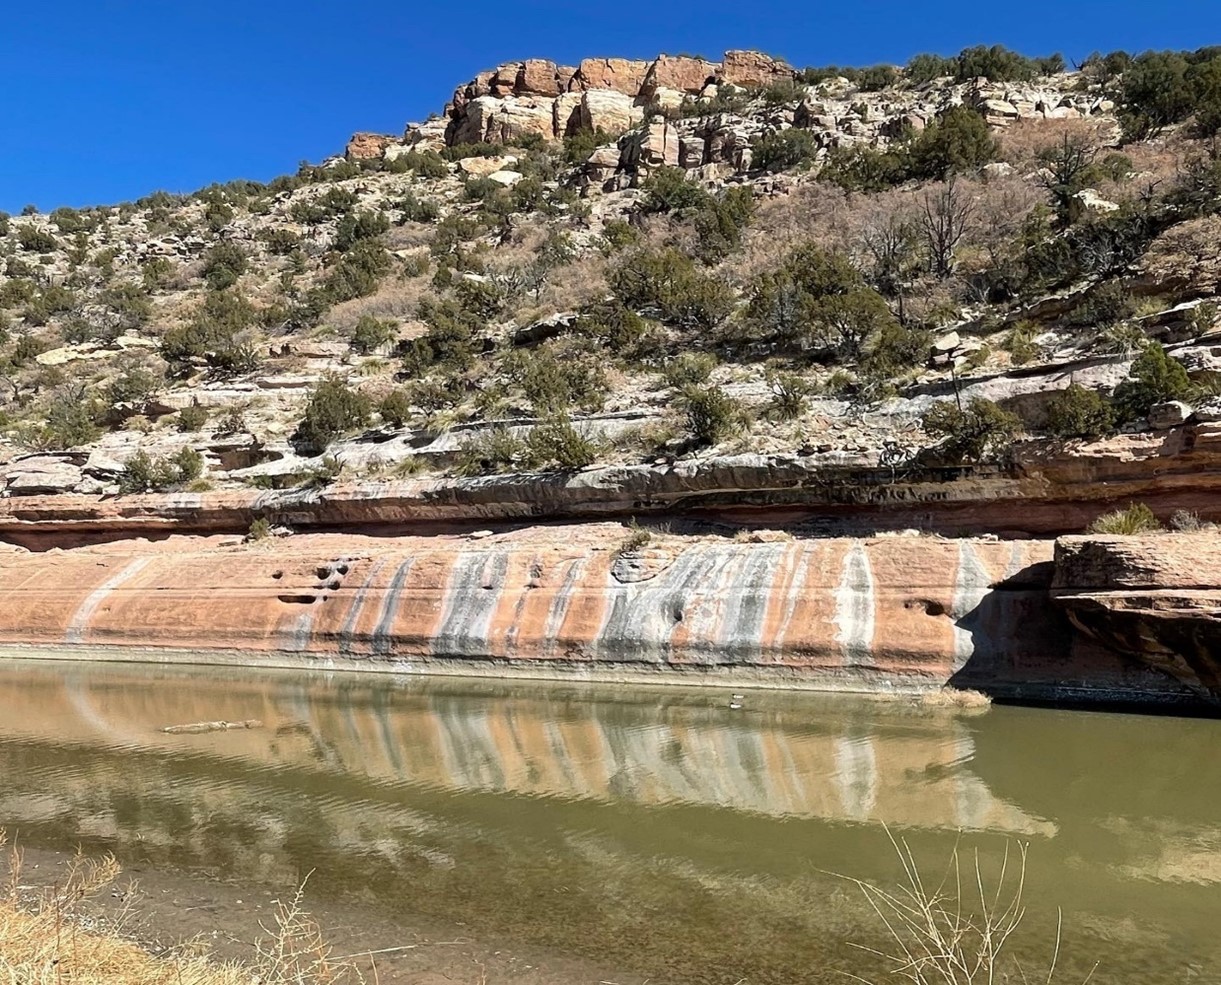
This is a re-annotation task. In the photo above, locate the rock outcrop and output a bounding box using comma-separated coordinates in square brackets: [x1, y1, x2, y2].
[0, 527, 1175, 702]
[1053, 534, 1221, 700]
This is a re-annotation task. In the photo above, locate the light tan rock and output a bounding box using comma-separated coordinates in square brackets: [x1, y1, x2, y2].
[572, 57, 651, 95]
[345, 132, 394, 161]
[458, 154, 519, 177]
[485, 170, 524, 186]
[553, 91, 584, 137]
[452, 95, 555, 144]
[719, 50, 793, 87]
[642, 55, 717, 94]
[580, 90, 642, 135]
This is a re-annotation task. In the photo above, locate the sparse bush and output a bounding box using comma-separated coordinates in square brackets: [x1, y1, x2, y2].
[525, 415, 603, 470]
[377, 389, 414, 427]
[906, 53, 956, 84]
[663, 352, 716, 388]
[751, 129, 819, 173]
[117, 447, 203, 493]
[453, 425, 527, 475]
[317, 240, 391, 303]
[576, 301, 652, 355]
[290, 187, 358, 225]
[247, 516, 273, 541]
[1113, 344, 1193, 423]
[177, 403, 209, 432]
[333, 210, 389, 251]
[505, 347, 607, 414]
[262, 228, 302, 255]
[609, 248, 733, 330]
[1170, 509, 1210, 532]
[767, 373, 811, 420]
[296, 375, 371, 453]
[1003, 323, 1039, 365]
[921, 397, 1021, 464]
[1088, 502, 1163, 535]
[106, 364, 160, 406]
[397, 192, 441, 224]
[16, 226, 58, 253]
[693, 186, 755, 261]
[1045, 384, 1115, 438]
[161, 289, 259, 377]
[682, 385, 747, 445]
[350, 314, 395, 353]
[954, 44, 1039, 83]
[641, 167, 708, 214]
[202, 242, 247, 290]
[908, 105, 999, 179]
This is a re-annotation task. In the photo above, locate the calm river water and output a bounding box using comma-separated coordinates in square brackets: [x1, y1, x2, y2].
[0, 659, 1218, 983]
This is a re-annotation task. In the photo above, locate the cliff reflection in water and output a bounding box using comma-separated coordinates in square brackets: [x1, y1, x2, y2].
[0, 662, 1048, 834]
[1, 661, 1220, 985]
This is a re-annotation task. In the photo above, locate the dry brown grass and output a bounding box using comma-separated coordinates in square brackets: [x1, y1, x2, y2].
[841, 833, 1096, 984]
[0, 833, 360, 985]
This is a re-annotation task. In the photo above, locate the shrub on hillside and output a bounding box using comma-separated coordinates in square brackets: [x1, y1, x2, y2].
[751, 129, 819, 174]
[177, 404, 209, 432]
[609, 248, 733, 330]
[16, 226, 58, 253]
[908, 106, 999, 179]
[202, 242, 247, 290]
[921, 397, 1021, 464]
[524, 416, 603, 470]
[377, 389, 414, 428]
[1112, 344, 1193, 423]
[682, 385, 747, 446]
[641, 167, 708, 214]
[296, 375, 371, 453]
[1045, 384, 1115, 438]
[350, 315, 395, 354]
[117, 447, 204, 494]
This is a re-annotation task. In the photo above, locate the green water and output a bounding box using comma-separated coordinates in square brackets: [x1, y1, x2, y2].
[0, 659, 1218, 983]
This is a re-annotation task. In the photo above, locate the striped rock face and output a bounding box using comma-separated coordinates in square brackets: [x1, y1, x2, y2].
[0, 529, 1171, 698]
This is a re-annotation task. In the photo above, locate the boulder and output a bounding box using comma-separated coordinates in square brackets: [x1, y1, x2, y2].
[1172, 343, 1221, 376]
[458, 154, 519, 177]
[345, 132, 395, 161]
[719, 50, 793, 87]
[517, 59, 563, 97]
[449, 95, 555, 144]
[485, 170, 523, 186]
[1076, 188, 1120, 213]
[1148, 401, 1193, 429]
[1, 455, 85, 496]
[1192, 398, 1221, 423]
[580, 90, 642, 135]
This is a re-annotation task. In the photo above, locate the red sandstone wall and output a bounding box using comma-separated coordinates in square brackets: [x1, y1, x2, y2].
[0, 529, 1174, 699]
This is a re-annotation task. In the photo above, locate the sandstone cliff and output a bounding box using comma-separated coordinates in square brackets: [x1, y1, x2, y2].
[1, 44, 1220, 704]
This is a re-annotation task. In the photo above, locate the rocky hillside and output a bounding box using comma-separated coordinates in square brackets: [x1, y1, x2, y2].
[2, 42, 1221, 522]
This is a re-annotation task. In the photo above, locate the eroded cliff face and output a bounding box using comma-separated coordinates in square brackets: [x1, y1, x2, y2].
[0, 525, 1181, 702]
[1053, 534, 1221, 700]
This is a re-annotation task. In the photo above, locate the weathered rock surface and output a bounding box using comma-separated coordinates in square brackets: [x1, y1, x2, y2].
[1052, 534, 1221, 700]
[0, 528, 1171, 702]
[345, 132, 396, 160]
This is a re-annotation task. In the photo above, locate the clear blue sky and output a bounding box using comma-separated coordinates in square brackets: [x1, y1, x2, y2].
[2, 0, 1218, 213]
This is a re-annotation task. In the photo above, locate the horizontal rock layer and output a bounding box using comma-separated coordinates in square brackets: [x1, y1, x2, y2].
[4, 425, 1221, 547]
[1053, 534, 1221, 700]
[0, 529, 1182, 702]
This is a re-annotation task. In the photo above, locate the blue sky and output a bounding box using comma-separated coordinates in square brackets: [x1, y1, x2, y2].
[2, 0, 1218, 212]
